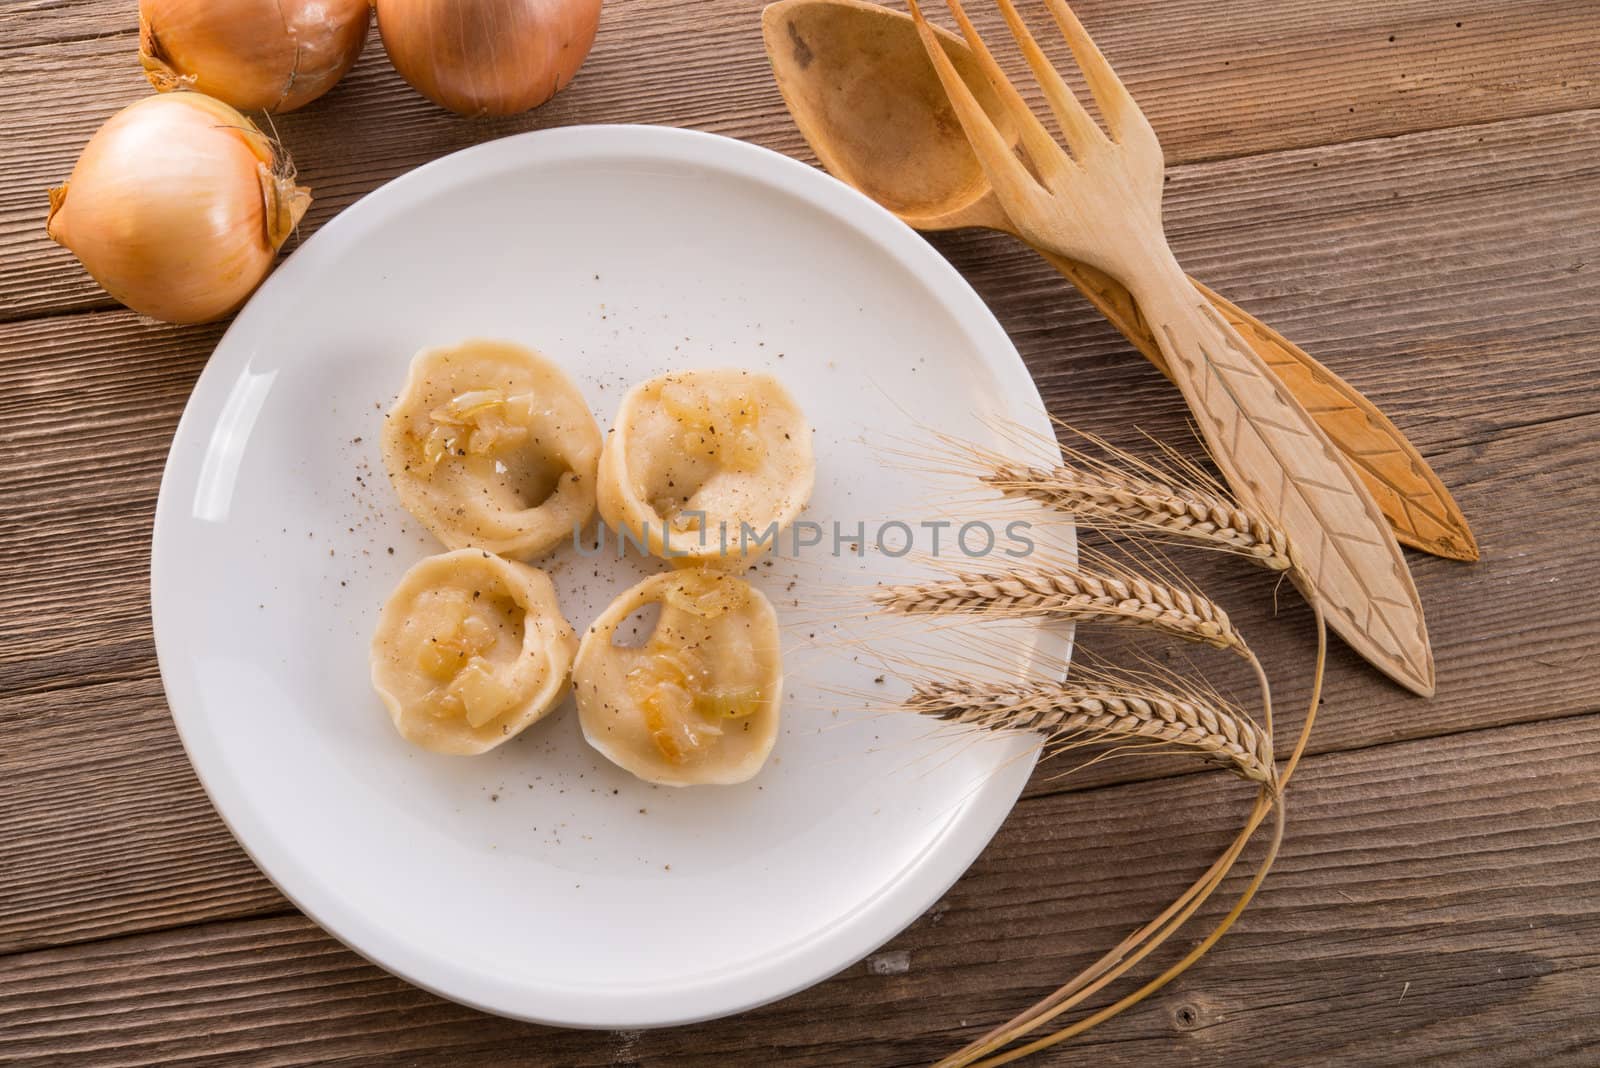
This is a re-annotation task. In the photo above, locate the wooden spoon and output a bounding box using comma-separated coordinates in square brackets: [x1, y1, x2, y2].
[762, 0, 1477, 562]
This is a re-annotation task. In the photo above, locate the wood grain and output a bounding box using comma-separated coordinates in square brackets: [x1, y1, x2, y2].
[2, 713, 1597, 1066]
[0, 314, 219, 680]
[3, 0, 1597, 320]
[0, 676, 285, 958]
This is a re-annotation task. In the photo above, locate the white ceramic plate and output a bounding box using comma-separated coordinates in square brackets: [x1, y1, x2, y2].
[152, 125, 1068, 1028]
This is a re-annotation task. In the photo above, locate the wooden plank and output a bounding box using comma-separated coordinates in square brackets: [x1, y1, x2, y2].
[3, 412, 1593, 957]
[1, 713, 1597, 1066]
[0, 312, 223, 692]
[0, 676, 285, 958]
[3, 0, 1597, 320]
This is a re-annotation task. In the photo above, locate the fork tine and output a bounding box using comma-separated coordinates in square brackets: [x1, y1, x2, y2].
[990, 0, 1104, 152]
[1041, 0, 1155, 146]
[908, 0, 1044, 207]
[942, 0, 1068, 177]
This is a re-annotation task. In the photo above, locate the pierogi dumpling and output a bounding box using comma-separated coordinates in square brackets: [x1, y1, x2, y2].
[575, 571, 782, 786]
[382, 339, 602, 560]
[371, 549, 578, 755]
[596, 369, 814, 569]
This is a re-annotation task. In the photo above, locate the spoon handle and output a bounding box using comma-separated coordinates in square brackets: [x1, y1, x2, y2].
[1035, 248, 1476, 562]
[1123, 244, 1433, 696]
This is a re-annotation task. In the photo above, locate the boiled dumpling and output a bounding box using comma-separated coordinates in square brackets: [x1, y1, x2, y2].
[382, 339, 603, 560]
[371, 549, 578, 755]
[574, 571, 782, 786]
[596, 369, 814, 569]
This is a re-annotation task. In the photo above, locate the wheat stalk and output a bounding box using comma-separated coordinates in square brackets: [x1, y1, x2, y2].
[871, 428, 1336, 1065]
[873, 566, 1247, 656]
[986, 461, 1298, 573]
[909, 678, 1273, 785]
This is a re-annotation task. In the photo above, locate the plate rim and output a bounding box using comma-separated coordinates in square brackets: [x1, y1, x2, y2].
[151, 123, 1062, 1029]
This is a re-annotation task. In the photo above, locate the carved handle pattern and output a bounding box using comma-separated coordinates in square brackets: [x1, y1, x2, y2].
[1133, 254, 1435, 696]
[1037, 249, 1477, 562]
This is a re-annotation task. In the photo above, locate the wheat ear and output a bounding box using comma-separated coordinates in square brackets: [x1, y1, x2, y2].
[894, 433, 1322, 1064]
[873, 566, 1247, 656]
[986, 461, 1297, 573]
[909, 679, 1273, 785]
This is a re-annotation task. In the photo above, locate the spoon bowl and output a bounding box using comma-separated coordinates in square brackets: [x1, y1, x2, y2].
[763, 0, 1014, 232]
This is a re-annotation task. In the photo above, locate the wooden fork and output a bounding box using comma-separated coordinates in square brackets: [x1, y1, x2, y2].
[909, 0, 1433, 696]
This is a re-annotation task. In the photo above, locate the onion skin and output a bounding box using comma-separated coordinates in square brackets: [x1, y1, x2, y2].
[376, 0, 603, 117]
[140, 0, 372, 113]
[46, 93, 311, 325]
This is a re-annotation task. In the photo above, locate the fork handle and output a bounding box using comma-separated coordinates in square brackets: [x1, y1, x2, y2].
[1122, 247, 1434, 696]
[1033, 249, 1476, 561]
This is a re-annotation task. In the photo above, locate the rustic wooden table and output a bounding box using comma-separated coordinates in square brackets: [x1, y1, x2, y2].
[3, 1, 1598, 1064]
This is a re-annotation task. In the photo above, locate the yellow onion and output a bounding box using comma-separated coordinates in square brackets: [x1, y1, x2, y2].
[376, 0, 603, 117]
[139, 0, 372, 113]
[46, 93, 311, 325]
